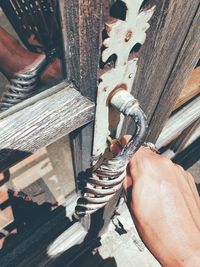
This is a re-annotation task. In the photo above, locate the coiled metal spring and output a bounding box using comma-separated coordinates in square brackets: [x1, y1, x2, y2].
[0, 56, 48, 111]
[0, 48, 57, 112]
[74, 91, 148, 219]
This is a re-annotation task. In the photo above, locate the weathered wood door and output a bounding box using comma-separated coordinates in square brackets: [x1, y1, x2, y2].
[59, 0, 200, 230]
[0, 0, 199, 265]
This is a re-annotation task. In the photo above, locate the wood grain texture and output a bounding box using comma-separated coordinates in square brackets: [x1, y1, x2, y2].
[59, 0, 110, 99]
[0, 82, 66, 120]
[156, 95, 200, 148]
[59, 0, 122, 238]
[0, 83, 95, 171]
[146, 2, 200, 141]
[59, 0, 111, 175]
[59, 0, 110, 179]
[174, 66, 200, 110]
[122, 1, 200, 141]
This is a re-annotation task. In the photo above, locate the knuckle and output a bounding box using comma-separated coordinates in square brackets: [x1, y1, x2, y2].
[175, 164, 184, 173]
[186, 171, 194, 182]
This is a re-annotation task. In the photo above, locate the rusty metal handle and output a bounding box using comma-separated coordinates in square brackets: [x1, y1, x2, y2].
[74, 90, 148, 219]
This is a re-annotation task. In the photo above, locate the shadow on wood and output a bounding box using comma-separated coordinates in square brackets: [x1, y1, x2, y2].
[0, 188, 117, 267]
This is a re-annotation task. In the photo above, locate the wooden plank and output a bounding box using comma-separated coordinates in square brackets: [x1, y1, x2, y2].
[59, 0, 110, 98]
[59, 0, 130, 247]
[0, 81, 66, 120]
[59, 0, 115, 235]
[59, 0, 110, 179]
[174, 66, 200, 110]
[9, 149, 47, 175]
[155, 95, 200, 148]
[122, 1, 200, 140]
[146, 3, 200, 141]
[0, 82, 95, 171]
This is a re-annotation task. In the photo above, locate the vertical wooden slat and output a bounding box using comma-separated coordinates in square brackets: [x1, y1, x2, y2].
[59, 0, 120, 235]
[59, 0, 110, 176]
[122, 1, 200, 141]
[59, 0, 110, 98]
[147, 4, 200, 141]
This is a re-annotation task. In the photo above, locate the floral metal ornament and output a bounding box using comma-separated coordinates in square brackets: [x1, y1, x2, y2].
[102, 0, 155, 66]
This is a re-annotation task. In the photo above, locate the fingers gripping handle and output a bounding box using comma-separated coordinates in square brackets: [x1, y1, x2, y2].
[110, 90, 148, 162]
[74, 90, 148, 219]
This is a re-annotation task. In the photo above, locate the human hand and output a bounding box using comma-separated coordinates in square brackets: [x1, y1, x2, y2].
[112, 136, 200, 267]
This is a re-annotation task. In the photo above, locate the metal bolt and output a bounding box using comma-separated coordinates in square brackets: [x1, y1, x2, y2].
[125, 30, 133, 42]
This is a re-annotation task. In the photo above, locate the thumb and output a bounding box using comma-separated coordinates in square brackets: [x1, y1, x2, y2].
[109, 135, 134, 199]
[110, 135, 132, 156]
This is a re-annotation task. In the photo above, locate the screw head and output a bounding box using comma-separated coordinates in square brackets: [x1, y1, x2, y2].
[125, 30, 133, 42]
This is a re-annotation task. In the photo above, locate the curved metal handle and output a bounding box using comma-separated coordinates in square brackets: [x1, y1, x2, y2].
[110, 90, 148, 162]
[74, 90, 148, 219]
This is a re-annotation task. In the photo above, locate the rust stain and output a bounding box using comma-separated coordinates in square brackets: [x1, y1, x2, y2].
[106, 84, 127, 106]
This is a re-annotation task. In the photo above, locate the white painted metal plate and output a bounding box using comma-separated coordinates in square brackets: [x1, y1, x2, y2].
[92, 0, 155, 162]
